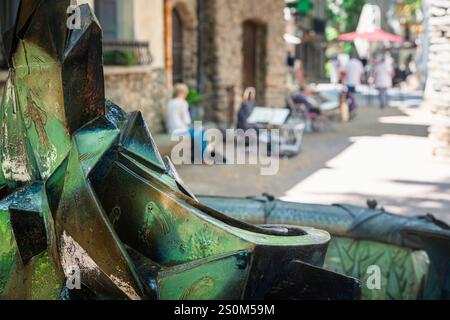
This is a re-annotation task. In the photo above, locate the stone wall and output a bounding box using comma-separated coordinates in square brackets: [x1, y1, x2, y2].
[104, 66, 170, 134]
[424, 0, 450, 158]
[0, 68, 169, 135]
[202, 0, 288, 124]
[173, 0, 198, 88]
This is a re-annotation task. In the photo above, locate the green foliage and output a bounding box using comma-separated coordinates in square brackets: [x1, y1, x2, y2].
[187, 88, 204, 107]
[286, 0, 313, 15]
[297, 0, 313, 15]
[326, 26, 339, 41]
[399, 0, 422, 12]
[342, 42, 354, 55]
[103, 50, 139, 66]
[326, 0, 366, 33]
[398, 0, 423, 21]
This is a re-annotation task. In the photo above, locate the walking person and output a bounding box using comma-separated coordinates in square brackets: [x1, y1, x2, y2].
[341, 53, 363, 118]
[374, 57, 394, 109]
[344, 53, 364, 94]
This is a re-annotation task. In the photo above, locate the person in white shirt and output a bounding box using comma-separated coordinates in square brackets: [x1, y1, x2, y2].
[166, 83, 192, 136]
[328, 57, 340, 84]
[166, 83, 209, 163]
[375, 58, 394, 109]
[344, 55, 364, 94]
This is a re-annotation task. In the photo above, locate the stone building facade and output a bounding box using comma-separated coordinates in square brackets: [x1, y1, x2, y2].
[199, 0, 288, 124]
[82, 0, 289, 129]
[170, 0, 198, 88]
[1, 0, 288, 132]
[424, 0, 450, 158]
[103, 66, 169, 134]
[75, 0, 171, 133]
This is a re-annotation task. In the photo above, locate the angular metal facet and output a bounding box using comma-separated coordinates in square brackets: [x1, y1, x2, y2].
[0, 1, 360, 300]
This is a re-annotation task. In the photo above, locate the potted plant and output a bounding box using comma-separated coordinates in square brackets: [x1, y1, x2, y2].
[103, 50, 140, 66]
[187, 88, 204, 121]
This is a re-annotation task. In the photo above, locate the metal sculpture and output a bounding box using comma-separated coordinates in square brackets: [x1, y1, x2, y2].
[0, 1, 359, 300]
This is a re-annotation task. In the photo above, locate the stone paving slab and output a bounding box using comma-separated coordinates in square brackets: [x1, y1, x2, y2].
[176, 106, 450, 223]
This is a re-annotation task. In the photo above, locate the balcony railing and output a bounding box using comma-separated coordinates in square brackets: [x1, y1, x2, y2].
[102, 40, 153, 66]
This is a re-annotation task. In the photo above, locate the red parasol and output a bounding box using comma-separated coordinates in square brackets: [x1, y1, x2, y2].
[338, 29, 403, 42]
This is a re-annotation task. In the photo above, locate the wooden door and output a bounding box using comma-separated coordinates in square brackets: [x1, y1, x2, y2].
[172, 9, 184, 85]
[243, 21, 257, 92]
[242, 21, 267, 105]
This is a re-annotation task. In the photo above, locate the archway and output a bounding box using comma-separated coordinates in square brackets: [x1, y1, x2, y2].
[242, 20, 267, 105]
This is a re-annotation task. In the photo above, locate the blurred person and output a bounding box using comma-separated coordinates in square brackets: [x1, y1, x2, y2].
[361, 58, 369, 84]
[286, 51, 296, 89]
[288, 86, 321, 116]
[286, 51, 295, 68]
[294, 58, 305, 87]
[166, 83, 191, 136]
[237, 87, 258, 150]
[237, 87, 256, 131]
[374, 57, 394, 109]
[405, 53, 414, 76]
[337, 54, 349, 84]
[166, 83, 207, 162]
[344, 53, 364, 94]
[327, 56, 340, 84]
[287, 86, 326, 133]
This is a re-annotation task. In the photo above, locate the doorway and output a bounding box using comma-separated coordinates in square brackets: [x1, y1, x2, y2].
[242, 20, 267, 106]
[172, 8, 184, 85]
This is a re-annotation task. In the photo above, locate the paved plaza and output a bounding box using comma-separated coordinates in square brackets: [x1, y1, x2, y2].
[177, 105, 450, 223]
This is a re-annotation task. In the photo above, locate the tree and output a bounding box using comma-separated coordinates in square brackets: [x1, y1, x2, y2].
[326, 0, 366, 33]
[286, 0, 313, 16]
[398, 0, 423, 22]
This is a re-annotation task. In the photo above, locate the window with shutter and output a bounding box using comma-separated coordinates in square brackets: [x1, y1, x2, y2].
[95, 0, 119, 40]
[0, 0, 20, 67]
[0, 0, 19, 32]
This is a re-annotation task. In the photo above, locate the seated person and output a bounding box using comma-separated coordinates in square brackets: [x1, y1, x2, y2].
[166, 83, 207, 161]
[237, 87, 256, 131]
[166, 83, 191, 136]
[289, 86, 322, 117]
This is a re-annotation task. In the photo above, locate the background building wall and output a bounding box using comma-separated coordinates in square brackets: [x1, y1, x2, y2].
[172, 0, 198, 88]
[80, 0, 170, 133]
[104, 67, 169, 133]
[117, 0, 135, 40]
[133, 0, 165, 69]
[203, 0, 287, 124]
[2, 0, 288, 132]
[424, 0, 450, 158]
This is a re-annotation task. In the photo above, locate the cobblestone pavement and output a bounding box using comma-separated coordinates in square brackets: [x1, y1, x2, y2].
[176, 106, 450, 223]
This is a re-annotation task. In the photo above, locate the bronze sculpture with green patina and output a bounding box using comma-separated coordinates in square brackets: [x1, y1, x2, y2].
[0, 0, 360, 300]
